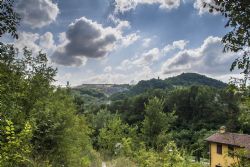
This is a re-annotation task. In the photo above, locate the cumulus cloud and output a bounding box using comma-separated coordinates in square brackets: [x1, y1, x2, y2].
[117, 59, 135, 71]
[161, 36, 235, 75]
[108, 14, 131, 30]
[15, 32, 40, 52]
[108, 15, 140, 47]
[114, 0, 181, 13]
[117, 39, 189, 71]
[163, 40, 189, 53]
[16, 0, 59, 28]
[15, 31, 56, 54]
[121, 33, 140, 47]
[134, 48, 160, 65]
[52, 17, 139, 66]
[39, 32, 55, 50]
[194, 0, 218, 15]
[51, 17, 121, 66]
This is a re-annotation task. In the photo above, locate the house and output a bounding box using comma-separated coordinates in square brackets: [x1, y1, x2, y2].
[205, 126, 250, 167]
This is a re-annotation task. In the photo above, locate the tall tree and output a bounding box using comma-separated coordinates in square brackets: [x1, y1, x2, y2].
[142, 97, 176, 148]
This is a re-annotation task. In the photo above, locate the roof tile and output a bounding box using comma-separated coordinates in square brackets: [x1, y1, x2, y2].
[206, 133, 250, 149]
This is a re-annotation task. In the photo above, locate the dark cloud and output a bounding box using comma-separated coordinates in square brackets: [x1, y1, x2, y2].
[51, 17, 121, 66]
[16, 0, 59, 28]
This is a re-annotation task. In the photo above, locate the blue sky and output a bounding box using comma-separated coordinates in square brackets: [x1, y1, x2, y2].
[8, 0, 239, 86]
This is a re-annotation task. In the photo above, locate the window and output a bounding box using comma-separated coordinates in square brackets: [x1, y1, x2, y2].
[228, 145, 234, 157]
[217, 144, 222, 154]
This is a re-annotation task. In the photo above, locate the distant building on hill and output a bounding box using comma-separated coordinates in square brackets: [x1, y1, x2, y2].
[205, 127, 250, 167]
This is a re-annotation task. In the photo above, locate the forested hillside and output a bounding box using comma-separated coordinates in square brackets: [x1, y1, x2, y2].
[165, 73, 227, 88]
[71, 73, 249, 166]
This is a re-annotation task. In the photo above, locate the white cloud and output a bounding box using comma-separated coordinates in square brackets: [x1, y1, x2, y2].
[161, 36, 235, 76]
[16, 0, 59, 28]
[82, 65, 155, 84]
[39, 32, 55, 50]
[134, 48, 160, 65]
[194, 0, 218, 15]
[108, 14, 131, 30]
[163, 40, 189, 53]
[51, 17, 139, 66]
[117, 39, 188, 71]
[15, 31, 56, 54]
[108, 15, 140, 47]
[104, 66, 113, 73]
[121, 33, 140, 47]
[114, 0, 181, 13]
[116, 59, 134, 71]
[15, 32, 40, 53]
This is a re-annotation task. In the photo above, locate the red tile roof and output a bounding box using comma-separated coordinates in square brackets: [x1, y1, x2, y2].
[205, 132, 250, 150]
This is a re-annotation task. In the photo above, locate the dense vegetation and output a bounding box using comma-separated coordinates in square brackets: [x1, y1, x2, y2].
[0, 0, 250, 166]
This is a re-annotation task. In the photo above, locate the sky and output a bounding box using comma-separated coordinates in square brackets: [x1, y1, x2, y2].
[4, 0, 240, 86]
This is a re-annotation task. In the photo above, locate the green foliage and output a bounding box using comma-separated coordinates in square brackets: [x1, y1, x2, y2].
[87, 108, 115, 148]
[108, 93, 149, 125]
[74, 88, 106, 98]
[108, 73, 226, 103]
[135, 145, 161, 167]
[142, 97, 176, 148]
[230, 149, 250, 167]
[130, 78, 172, 95]
[238, 97, 250, 133]
[166, 86, 240, 131]
[98, 116, 136, 156]
[0, 119, 32, 166]
[161, 141, 184, 167]
[0, 44, 99, 166]
[30, 89, 94, 166]
[105, 156, 137, 167]
[165, 73, 227, 89]
[134, 141, 204, 167]
[0, 0, 20, 38]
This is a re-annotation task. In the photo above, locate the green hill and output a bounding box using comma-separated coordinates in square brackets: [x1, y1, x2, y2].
[128, 73, 227, 95]
[165, 73, 227, 88]
[73, 73, 227, 102]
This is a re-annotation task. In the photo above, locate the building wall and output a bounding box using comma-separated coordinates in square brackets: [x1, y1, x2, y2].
[210, 143, 239, 167]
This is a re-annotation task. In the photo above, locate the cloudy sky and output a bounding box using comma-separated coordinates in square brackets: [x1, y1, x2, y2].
[5, 0, 239, 86]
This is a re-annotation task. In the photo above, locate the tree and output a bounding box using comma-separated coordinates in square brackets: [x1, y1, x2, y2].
[88, 108, 115, 148]
[0, 2, 100, 166]
[0, 44, 100, 166]
[0, 0, 20, 38]
[0, 119, 32, 166]
[205, 0, 250, 85]
[238, 96, 250, 134]
[98, 116, 136, 156]
[142, 97, 176, 149]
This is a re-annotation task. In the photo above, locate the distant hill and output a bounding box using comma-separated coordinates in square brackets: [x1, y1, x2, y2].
[128, 73, 227, 95]
[129, 78, 172, 95]
[73, 73, 227, 101]
[73, 84, 130, 97]
[165, 73, 227, 88]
